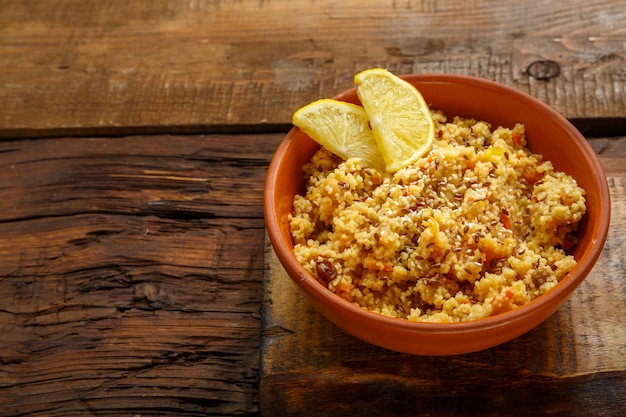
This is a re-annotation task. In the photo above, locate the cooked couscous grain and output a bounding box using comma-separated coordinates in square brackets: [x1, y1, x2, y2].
[290, 110, 586, 322]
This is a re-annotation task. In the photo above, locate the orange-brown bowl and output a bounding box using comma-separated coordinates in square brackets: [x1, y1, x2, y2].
[264, 74, 610, 355]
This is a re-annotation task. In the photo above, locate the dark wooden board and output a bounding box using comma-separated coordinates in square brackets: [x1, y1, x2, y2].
[1, 0, 626, 137]
[0, 133, 283, 416]
[260, 141, 626, 417]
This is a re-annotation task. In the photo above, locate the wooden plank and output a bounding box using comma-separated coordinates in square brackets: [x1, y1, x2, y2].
[259, 138, 626, 416]
[1, 0, 626, 137]
[0, 133, 282, 222]
[0, 133, 283, 416]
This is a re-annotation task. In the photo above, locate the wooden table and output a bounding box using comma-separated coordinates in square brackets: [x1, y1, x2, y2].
[1, 1, 624, 416]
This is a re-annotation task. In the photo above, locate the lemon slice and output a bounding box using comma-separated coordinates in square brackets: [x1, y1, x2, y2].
[355, 68, 435, 172]
[292, 98, 386, 172]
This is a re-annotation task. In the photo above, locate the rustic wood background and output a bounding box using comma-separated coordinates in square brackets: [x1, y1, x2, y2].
[1, 0, 626, 138]
[0, 0, 624, 416]
[0, 133, 282, 416]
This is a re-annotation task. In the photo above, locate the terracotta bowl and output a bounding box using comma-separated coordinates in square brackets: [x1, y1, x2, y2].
[264, 74, 610, 356]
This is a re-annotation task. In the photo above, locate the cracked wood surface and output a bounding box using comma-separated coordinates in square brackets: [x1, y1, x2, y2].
[1, 0, 626, 137]
[0, 134, 283, 416]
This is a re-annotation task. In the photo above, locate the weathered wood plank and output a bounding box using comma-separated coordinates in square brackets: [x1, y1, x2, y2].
[259, 138, 626, 416]
[0, 220, 265, 416]
[0, 133, 283, 416]
[1, 0, 625, 137]
[0, 134, 283, 221]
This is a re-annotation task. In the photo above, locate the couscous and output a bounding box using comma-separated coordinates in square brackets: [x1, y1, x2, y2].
[289, 110, 586, 322]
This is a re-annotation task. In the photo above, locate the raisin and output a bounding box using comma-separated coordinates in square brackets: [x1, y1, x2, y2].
[522, 165, 543, 185]
[315, 259, 337, 284]
[531, 268, 551, 288]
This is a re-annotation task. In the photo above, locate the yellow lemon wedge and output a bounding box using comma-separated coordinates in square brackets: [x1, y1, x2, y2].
[292, 98, 386, 172]
[355, 68, 435, 172]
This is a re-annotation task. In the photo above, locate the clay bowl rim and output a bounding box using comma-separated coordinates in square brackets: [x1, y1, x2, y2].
[264, 73, 611, 335]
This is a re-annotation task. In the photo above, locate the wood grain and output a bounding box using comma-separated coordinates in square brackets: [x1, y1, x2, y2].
[1, 0, 625, 137]
[0, 133, 283, 416]
[260, 137, 626, 417]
